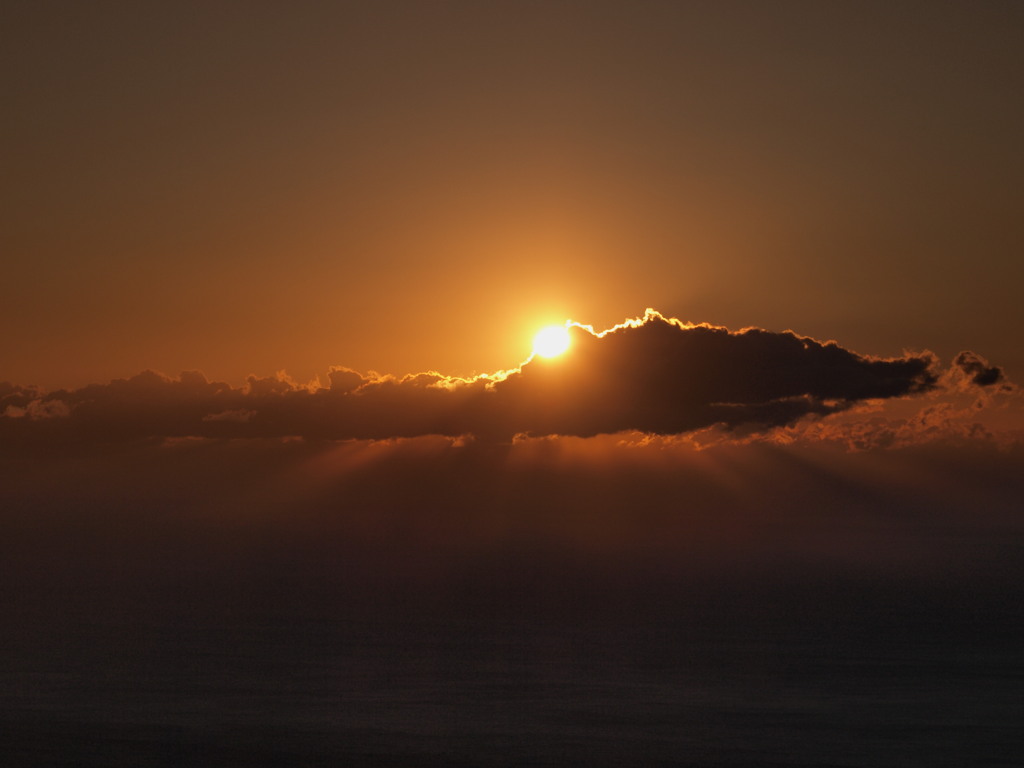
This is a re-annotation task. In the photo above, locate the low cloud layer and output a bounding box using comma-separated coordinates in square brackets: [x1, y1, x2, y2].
[0, 310, 1009, 446]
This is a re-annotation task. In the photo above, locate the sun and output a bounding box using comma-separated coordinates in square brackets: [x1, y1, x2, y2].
[533, 325, 571, 358]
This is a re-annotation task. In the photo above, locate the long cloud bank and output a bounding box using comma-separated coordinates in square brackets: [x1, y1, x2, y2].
[0, 310, 1009, 446]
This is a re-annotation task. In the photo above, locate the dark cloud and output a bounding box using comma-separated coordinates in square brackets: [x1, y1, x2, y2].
[0, 310, 957, 446]
[0, 382, 41, 417]
[953, 350, 1005, 387]
[491, 311, 937, 438]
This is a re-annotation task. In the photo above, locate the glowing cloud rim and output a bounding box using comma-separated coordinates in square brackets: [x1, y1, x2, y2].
[0, 309, 1016, 449]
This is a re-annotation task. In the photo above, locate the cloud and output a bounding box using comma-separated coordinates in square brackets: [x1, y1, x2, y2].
[0, 309, 993, 448]
[951, 350, 1007, 388]
[489, 310, 937, 438]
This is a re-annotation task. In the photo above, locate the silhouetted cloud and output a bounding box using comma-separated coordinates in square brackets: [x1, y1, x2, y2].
[0, 309, 988, 448]
[488, 311, 937, 438]
[953, 351, 1005, 388]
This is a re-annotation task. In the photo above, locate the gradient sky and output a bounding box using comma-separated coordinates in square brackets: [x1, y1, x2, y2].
[4, 6, 1024, 763]
[4, 1, 1022, 389]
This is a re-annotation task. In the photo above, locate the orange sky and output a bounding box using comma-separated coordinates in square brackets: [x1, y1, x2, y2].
[3, 2, 1023, 390]
[4, 8, 1024, 758]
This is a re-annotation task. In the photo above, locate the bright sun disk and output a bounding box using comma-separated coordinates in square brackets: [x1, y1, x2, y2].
[533, 325, 571, 358]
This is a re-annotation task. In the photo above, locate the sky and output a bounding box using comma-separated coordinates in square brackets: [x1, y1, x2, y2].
[3, 1, 1022, 389]
[2, 2, 1023, 764]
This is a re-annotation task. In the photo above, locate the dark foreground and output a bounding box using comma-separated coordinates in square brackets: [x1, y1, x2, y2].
[4, 570, 1022, 767]
[2, 437, 1023, 765]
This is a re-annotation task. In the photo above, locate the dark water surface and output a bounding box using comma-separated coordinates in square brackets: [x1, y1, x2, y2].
[4, 588, 1021, 767]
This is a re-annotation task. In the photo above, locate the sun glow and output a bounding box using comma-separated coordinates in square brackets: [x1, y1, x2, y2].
[533, 325, 571, 358]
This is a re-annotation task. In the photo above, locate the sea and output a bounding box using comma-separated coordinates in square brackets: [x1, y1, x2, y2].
[3, 580, 1021, 767]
